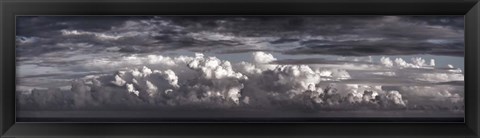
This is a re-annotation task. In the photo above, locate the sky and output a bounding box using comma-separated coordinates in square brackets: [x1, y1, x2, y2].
[15, 16, 464, 119]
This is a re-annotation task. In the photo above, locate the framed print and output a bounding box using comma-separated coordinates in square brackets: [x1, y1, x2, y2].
[13, 15, 466, 122]
[1, 0, 479, 137]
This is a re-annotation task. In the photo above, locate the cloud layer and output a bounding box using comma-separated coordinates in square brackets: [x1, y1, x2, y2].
[17, 52, 464, 112]
[17, 16, 464, 59]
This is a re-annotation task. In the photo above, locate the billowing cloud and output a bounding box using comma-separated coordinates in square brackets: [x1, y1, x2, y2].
[17, 52, 463, 112]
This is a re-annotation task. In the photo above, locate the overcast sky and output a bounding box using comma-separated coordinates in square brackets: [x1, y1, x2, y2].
[15, 16, 464, 119]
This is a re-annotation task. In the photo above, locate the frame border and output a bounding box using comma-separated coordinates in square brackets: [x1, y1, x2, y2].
[2, 0, 479, 137]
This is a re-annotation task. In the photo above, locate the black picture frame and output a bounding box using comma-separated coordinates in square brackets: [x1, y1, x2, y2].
[1, 0, 479, 137]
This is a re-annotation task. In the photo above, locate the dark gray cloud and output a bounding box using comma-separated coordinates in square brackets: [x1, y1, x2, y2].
[16, 16, 464, 58]
[285, 41, 464, 56]
[16, 16, 151, 37]
[403, 16, 464, 30]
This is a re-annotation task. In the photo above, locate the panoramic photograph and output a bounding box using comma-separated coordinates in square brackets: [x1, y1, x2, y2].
[15, 16, 464, 121]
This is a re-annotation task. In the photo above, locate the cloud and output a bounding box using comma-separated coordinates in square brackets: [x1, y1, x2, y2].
[284, 42, 464, 57]
[17, 52, 462, 112]
[415, 73, 464, 83]
[79, 54, 195, 72]
[386, 91, 406, 106]
[270, 58, 377, 66]
[252, 51, 277, 64]
[398, 85, 464, 110]
[16, 16, 464, 59]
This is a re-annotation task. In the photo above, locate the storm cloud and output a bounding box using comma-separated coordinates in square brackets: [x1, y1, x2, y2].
[16, 16, 464, 58]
